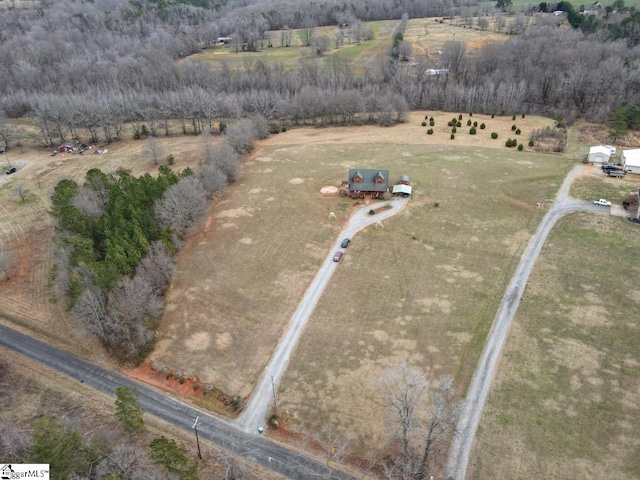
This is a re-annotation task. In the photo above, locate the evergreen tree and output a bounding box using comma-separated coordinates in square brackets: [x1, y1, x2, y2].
[115, 386, 145, 434]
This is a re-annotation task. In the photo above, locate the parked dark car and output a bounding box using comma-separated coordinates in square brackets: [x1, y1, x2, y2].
[341, 238, 351, 248]
[5, 167, 16, 175]
[333, 251, 344, 262]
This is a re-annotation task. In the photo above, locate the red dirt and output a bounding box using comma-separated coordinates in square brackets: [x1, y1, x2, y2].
[123, 360, 240, 417]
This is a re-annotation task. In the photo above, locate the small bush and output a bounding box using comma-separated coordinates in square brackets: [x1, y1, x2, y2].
[166, 154, 175, 165]
[179, 377, 186, 385]
[219, 121, 227, 133]
[430, 116, 434, 122]
[456, 121, 462, 127]
[458, 114, 463, 120]
[166, 373, 173, 380]
[473, 121, 478, 127]
[447, 121, 453, 127]
[480, 123, 486, 129]
[429, 120, 435, 126]
[528, 139, 534, 147]
[515, 128, 521, 135]
[470, 127, 477, 134]
[506, 139, 516, 147]
[425, 115, 429, 120]
[452, 127, 457, 133]
[281, 126, 287, 132]
[491, 113, 495, 118]
[141, 125, 149, 137]
[421, 121, 427, 126]
[511, 125, 517, 131]
[467, 119, 472, 126]
[434, 202, 440, 207]
[427, 128, 434, 134]
[231, 396, 244, 411]
[469, 112, 473, 116]
[522, 113, 526, 118]
[193, 384, 200, 391]
[517, 143, 524, 151]
[450, 133, 455, 139]
[491, 132, 498, 139]
[369, 209, 375, 215]
[512, 114, 516, 120]
[269, 124, 281, 134]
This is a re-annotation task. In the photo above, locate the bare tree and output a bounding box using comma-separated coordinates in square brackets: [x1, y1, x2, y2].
[13, 185, 29, 203]
[312, 35, 331, 56]
[378, 361, 429, 460]
[71, 186, 105, 219]
[155, 176, 208, 241]
[398, 41, 413, 62]
[419, 375, 463, 478]
[0, 420, 32, 462]
[96, 442, 155, 480]
[145, 135, 165, 166]
[0, 244, 15, 281]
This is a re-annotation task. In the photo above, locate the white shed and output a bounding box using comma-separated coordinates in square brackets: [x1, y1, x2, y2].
[588, 145, 611, 164]
[622, 149, 640, 174]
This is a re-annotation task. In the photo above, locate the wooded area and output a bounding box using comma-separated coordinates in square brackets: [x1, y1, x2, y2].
[0, 0, 639, 150]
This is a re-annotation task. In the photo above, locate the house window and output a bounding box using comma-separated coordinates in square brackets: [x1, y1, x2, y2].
[353, 175, 362, 183]
[375, 175, 383, 184]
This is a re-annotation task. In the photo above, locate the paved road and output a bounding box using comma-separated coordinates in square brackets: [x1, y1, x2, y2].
[236, 198, 409, 431]
[0, 323, 359, 480]
[446, 164, 614, 479]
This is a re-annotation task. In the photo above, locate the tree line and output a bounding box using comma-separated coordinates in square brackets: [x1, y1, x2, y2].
[1, 0, 639, 147]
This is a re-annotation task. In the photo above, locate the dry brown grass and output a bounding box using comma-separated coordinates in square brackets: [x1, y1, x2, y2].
[468, 213, 640, 480]
[151, 112, 566, 466]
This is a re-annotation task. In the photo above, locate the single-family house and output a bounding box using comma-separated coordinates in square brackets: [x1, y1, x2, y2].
[348, 169, 389, 198]
[622, 149, 640, 174]
[588, 145, 611, 164]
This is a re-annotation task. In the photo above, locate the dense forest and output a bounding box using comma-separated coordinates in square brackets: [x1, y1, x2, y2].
[0, 0, 639, 150]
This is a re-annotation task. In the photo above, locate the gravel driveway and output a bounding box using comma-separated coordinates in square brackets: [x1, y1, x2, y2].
[445, 164, 609, 479]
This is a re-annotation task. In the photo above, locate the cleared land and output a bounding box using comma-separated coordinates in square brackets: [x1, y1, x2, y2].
[467, 212, 640, 480]
[195, 17, 508, 72]
[153, 111, 564, 454]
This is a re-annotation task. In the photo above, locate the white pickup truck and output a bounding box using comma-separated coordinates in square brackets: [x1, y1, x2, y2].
[593, 199, 612, 207]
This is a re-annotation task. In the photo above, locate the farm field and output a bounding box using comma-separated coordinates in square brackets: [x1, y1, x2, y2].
[467, 212, 640, 480]
[152, 112, 566, 452]
[194, 17, 508, 72]
[5, 110, 640, 476]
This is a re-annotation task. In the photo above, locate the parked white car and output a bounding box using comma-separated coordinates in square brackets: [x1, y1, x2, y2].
[593, 198, 612, 207]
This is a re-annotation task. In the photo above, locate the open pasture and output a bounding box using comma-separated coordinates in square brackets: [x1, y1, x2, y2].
[194, 17, 508, 72]
[468, 212, 640, 479]
[152, 112, 565, 450]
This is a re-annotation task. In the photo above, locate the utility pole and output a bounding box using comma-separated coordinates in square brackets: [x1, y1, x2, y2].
[271, 376, 278, 415]
[192, 416, 202, 460]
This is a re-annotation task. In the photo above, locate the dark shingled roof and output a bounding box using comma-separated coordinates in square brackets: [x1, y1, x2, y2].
[348, 169, 389, 192]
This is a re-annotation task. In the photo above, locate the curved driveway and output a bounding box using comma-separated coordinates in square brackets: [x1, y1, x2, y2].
[236, 198, 410, 431]
[446, 164, 613, 479]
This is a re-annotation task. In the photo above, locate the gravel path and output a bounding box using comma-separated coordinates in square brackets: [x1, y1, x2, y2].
[235, 198, 409, 432]
[445, 164, 610, 479]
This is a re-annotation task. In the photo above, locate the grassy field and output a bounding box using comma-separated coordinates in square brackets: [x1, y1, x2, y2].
[5, 111, 638, 476]
[194, 17, 508, 72]
[468, 212, 640, 479]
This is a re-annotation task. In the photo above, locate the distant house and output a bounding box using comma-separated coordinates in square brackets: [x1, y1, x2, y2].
[348, 169, 389, 198]
[622, 149, 640, 174]
[588, 145, 611, 164]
